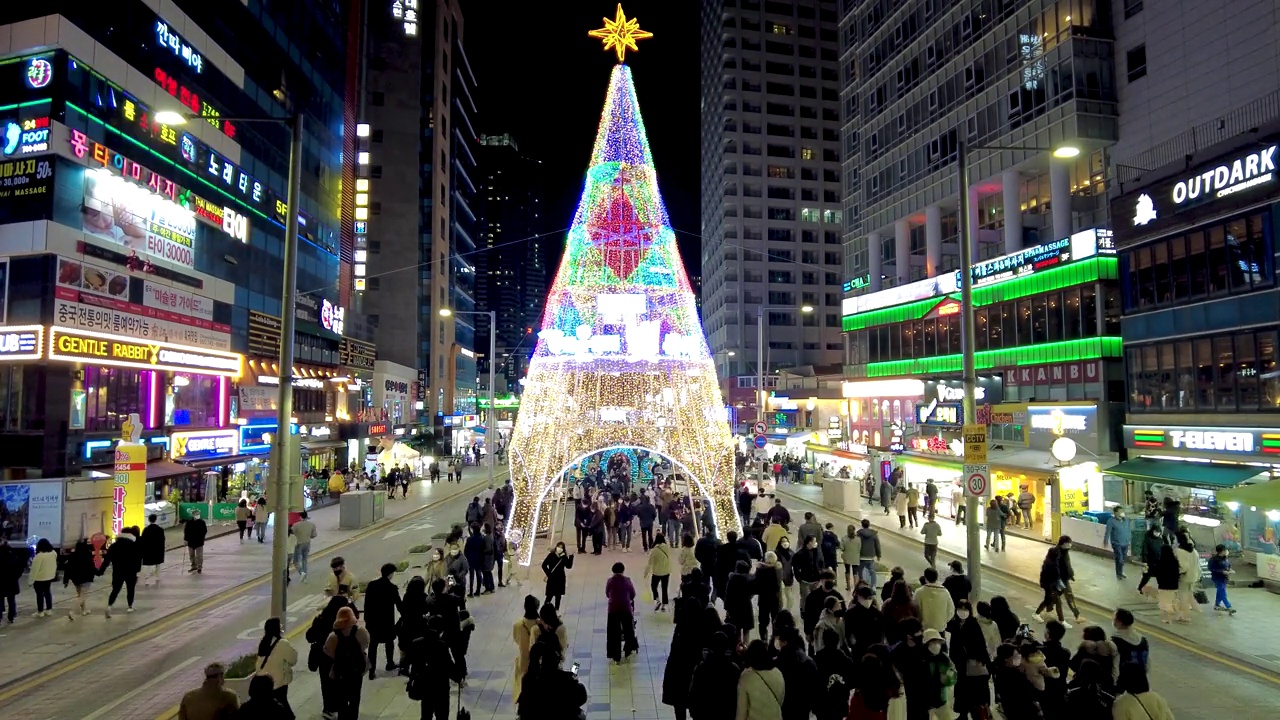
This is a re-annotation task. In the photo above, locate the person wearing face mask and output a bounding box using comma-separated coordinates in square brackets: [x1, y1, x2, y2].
[855, 519, 882, 589]
[889, 618, 930, 719]
[992, 643, 1041, 720]
[445, 543, 469, 600]
[541, 542, 574, 611]
[774, 536, 796, 612]
[791, 535, 824, 617]
[945, 600, 990, 720]
[1103, 507, 1133, 580]
[942, 561, 971, 609]
[773, 626, 818, 720]
[920, 629, 957, 720]
[324, 556, 359, 602]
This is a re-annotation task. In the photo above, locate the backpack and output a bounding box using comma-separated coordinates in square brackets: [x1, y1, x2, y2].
[1113, 634, 1149, 671]
[333, 631, 366, 680]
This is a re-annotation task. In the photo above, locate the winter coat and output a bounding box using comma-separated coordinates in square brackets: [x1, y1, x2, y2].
[775, 546, 795, 586]
[689, 654, 742, 720]
[139, 523, 166, 566]
[30, 549, 57, 582]
[943, 573, 971, 607]
[255, 637, 299, 688]
[839, 534, 860, 564]
[0, 545, 23, 596]
[362, 576, 403, 638]
[1154, 547, 1182, 590]
[798, 520, 823, 548]
[762, 524, 790, 553]
[993, 664, 1041, 719]
[1070, 639, 1119, 686]
[907, 487, 920, 508]
[775, 644, 818, 720]
[914, 583, 955, 633]
[1058, 547, 1077, 583]
[754, 562, 783, 613]
[235, 505, 252, 522]
[662, 598, 711, 709]
[813, 645, 856, 720]
[724, 571, 756, 628]
[1174, 546, 1199, 588]
[1018, 490, 1035, 511]
[820, 530, 840, 569]
[802, 585, 843, 635]
[464, 533, 485, 566]
[63, 543, 96, 587]
[541, 551, 573, 597]
[791, 546, 823, 584]
[678, 545, 699, 577]
[480, 534, 496, 572]
[465, 502, 483, 526]
[635, 499, 658, 528]
[844, 602, 885, 654]
[894, 491, 909, 515]
[1140, 530, 1166, 566]
[183, 518, 208, 547]
[1112, 691, 1175, 720]
[646, 542, 675, 577]
[735, 667, 785, 720]
[1039, 556, 1063, 591]
[446, 553, 468, 586]
[101, 534, 141, 579]
[856, 527, 881, 559]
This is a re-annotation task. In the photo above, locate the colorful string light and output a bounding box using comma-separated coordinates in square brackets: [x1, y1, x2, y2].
[507, 64, 739, 566]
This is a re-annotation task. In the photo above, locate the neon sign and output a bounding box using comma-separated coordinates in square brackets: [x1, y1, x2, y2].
[155, 21, 204, 74]
[391, 0, 420, 36]
[25, 57, 53, 89]
[152, 68, 235, 138]
[186, 192, 249, 242]
[3, 117, 50, 156]
[321, 299, 346, 335]
[71, 130, 178, 202]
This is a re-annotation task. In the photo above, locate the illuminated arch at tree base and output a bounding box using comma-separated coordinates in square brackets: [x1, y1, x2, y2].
[507, 360, 739, 566]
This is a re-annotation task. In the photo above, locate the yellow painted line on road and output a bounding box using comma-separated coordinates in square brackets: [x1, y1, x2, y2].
[782, 491, 1280, 687]
[0, 475, 496, 707]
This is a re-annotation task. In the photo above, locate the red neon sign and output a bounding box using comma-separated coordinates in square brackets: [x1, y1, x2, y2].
[112, 485, 127, 535]
[153, 68, 236, 140]
[70, 130, 179, 202]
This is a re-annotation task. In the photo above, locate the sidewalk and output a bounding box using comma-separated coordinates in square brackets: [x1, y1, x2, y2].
[777, 483, 1280, 676]
[0, 470, 493, 690]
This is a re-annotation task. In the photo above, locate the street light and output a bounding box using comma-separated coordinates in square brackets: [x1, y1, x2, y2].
[957, 141, 1078, 600]
[158, 109, 303, 628]
[755, 304, 814, 492]
[439, 307, 497, 490]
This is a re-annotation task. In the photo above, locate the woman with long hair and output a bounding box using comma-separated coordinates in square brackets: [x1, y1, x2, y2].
[880, 578, 919, 644]
[398, 576, 429, 677]
[1172, 531, 1199, 624]
[531, 602, 569, 660]
[306, 595, 351, 718]
[255, 616, 298, 716]
[848, 645, 906, 720]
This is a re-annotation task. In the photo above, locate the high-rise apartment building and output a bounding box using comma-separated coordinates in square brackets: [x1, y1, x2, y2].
[362, 0, 478, 424]
[699, 0, 848, 385]
[838, 0, 1118, 295]
[476, 132, 547, 395]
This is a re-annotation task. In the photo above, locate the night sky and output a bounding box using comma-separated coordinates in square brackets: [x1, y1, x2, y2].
[468, 0, 703, 277]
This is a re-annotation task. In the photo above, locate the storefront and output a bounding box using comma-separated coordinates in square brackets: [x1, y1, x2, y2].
[170, 428, 263, 500]
[1110, 425, 1276, 557]
[373, 361, 416, 426]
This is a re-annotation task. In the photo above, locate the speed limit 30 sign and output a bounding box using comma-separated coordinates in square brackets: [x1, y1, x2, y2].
[963, 463, 990, 498]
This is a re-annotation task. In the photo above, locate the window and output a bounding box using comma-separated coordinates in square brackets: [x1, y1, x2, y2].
[1127, 330, 1280, 414]
[822, 210, 842, 224]
[767, 165, 795, 179]
[1124, 0, 1144, 18]
[1121, 211, 1272, 311]
[800, 208, 820, 222]
[801, 146, 816, 160]
[1126, 45, 1147, 82]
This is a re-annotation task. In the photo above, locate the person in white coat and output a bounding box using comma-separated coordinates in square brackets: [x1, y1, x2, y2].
[736, 639, 784, 720]
[30, 539, 58, 617]
[255, 617, 298, 714]
[914, 567, 955, 634]
[1172, 531, 1199, 624]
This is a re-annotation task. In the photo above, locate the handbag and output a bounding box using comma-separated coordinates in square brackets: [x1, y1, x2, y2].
[307, 642, 323, 672]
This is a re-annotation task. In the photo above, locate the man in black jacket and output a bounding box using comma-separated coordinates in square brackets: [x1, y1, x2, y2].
[773, 626, 818, 720]
[183, 510, 208, 573]
[363, 562, 404, 678]
[800, 569, 843, 642]
[409, 618, 458, 720]
[713, 531, 750, 603]
[101, 527, 142, 616]
[575, 498, 592, 553]
[634, 495, 657, 551]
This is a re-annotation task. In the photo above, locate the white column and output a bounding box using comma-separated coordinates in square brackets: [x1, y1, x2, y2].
[1051, 161, 1072, 240]
[868, 231, 882, 291]
[895, 218, 911, 284]
[925, 205, 942, 277]
[1003, 168, 1023, 255]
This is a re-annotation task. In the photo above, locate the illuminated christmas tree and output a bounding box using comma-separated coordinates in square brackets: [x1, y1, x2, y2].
[507, 8, 738, 565]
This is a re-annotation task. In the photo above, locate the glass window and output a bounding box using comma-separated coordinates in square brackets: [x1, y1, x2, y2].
[1207, 225, 1229, 295]
[996, 302, 1012, 349]
[1126, 348, 1146, 411]
[84, 367, 144, 433]
[1046, 291, 1064, 342]
[1063, 288, 1082, 339]
[1237, 332, 1260, 412]
[1260, 332, 1280, 410]
[948, 312, 961, 354]
[1175, 341, 1195, 410]
[1139, 345, 1158, 410]
[923, 318, 937, 356]
[1152, 241, 1171, 303]
[1187, 230, 1208, 299]
[1194, 338, 1215, 408]
[1016, 299, 1033, 345]
[913, 319, 926, 357]
[1169, 234, 1189, 301]
[1214, 335, 1236, 410]
[1134, 245, 1155, 307]
[1031, 295, 1048, 343]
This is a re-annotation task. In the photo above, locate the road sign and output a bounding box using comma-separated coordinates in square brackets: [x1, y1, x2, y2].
[753, 433, 768, 449]
[963, 423, 988, 464]
[754, 448, 769, 460]
[963, 464, 990, 498]
[753, 422, 767, 435]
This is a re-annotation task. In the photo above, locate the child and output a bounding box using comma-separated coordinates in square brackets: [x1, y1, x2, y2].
[1207, 544, 1237, 615]
[1019, 639, 1059, 694]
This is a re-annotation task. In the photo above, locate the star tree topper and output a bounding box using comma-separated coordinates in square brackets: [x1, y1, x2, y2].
[589, 4, 653, 63]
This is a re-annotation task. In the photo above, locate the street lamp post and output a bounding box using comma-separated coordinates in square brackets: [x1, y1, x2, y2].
[440, 308, 497, 490]
[957, 142, 1078, 600]
[157, 109, 304, 628]
[755, 304, 813, 492]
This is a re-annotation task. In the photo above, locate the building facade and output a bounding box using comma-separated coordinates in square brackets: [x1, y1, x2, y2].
[475, 132, 546, 396]
[838, 0, 1117, 297]
[699, 0, 848, 389]
[0, 0, 376, 494]
[361, 0, 478, 430]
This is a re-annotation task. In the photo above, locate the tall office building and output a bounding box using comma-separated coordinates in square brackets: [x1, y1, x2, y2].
[699, 0, 848, 385]
[0, 0, 375, 483]
[362, 0, 479, 424]
[838, 0, 1117, 298]
[475, 133, 546, 395]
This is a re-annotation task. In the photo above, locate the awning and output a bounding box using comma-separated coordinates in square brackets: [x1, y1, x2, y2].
[1216, 480, 1280, 510]
[1102, 458, 1266, 489]
[146, 461, 200, 481]
[181, 454, 261, 469]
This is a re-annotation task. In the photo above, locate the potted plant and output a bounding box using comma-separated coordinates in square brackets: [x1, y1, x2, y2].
[393, 559, 411, 586]
[406, 544, 432, 568]
[222, 652, 260, 702]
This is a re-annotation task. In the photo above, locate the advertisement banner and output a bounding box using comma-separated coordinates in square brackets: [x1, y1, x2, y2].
[141, 280, 215, 322]
[113, 443, 147, 536]
[0, 480, 64, 545]
[0, 155, 54, 220]
[53, 295, 230, 351]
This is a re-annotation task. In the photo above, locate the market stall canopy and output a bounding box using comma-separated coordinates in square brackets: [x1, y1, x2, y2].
[146, 461, 200, 481]
[377, 442, 420, 462]
[1103, 458, 1265, 489]
[1216, 480, 1280, 510]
